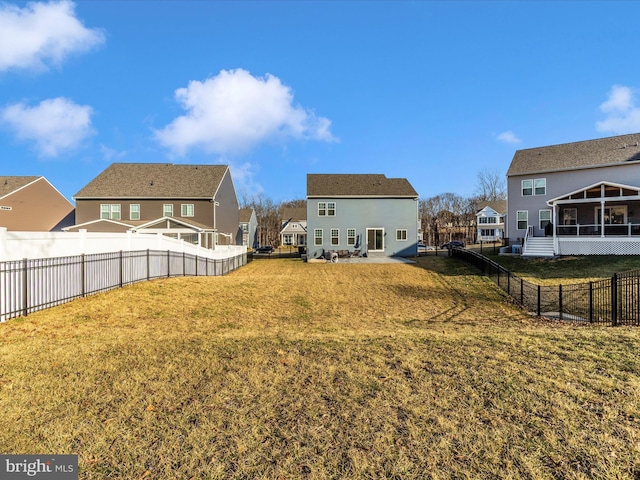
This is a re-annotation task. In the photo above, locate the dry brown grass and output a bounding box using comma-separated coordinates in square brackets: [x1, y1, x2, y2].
[1, 256, 640, 479]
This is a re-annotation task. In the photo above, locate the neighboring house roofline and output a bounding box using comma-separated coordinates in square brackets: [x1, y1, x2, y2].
[546, 180, 640, 206]
[0, 176, 73, 208]
[62, 218, 135, 231]
[507, 159, 640, 178]
[134, 216, 215, 231]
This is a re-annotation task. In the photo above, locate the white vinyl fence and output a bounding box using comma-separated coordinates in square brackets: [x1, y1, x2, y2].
[0, 229, 248, 322]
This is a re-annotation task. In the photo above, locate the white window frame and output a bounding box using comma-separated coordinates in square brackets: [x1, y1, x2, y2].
[163, 204, 173, 217]
[347, 228, 356, 246]
[314, 228, 323, 246]
[318, 202, 326, 216]
[396, 229, 408, 241]
[534, 178, 546, 196]
[516, 210, 528, 230]
[327, 202, 336, 216]
[522, 179, 533, 196]
[181, 204, 194, 217]
[595, 206, 627, 225]
[331, 228, 339, 246]
[100, 204, 121, 220]
[539, 209, 551, 230]
[130, 204, 140, 220]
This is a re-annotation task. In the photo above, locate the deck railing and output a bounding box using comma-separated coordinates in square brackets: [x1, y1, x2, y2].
[556, 223, 640, 236]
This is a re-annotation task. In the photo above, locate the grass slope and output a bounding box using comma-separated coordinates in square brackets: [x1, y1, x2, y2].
[1, 257, 639, 479]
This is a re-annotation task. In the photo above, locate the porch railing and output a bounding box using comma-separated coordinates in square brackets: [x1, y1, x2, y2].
[556, 223, 640, 236]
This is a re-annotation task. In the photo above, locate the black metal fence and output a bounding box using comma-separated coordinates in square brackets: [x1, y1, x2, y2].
[0, 249, 248, 322]
[451, 248, 640, 326]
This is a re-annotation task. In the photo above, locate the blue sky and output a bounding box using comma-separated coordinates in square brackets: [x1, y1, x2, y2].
[2, 1, 640, 205]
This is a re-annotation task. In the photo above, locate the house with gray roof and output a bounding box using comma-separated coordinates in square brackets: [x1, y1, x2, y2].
[0, 176, 74, 231]
[306, 173, 419, 258]
[66, 163, 241, 248]
[280, 206, 307, 247]
[507, 132, 640, 256]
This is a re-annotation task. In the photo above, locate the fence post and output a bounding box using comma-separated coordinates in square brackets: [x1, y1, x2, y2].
[195, 255, 198, 277]
[612, 273, 618, 326]
[558, 284, 563, 321]
[119, 250, 124, 288]
[589, 281, 593, 323]
[22, 258, 28, 317]
[167, 250, 171, 278]
[81, 254, 86, 297]
[147, 249, 150, 281]
[537, 285, 541, 317]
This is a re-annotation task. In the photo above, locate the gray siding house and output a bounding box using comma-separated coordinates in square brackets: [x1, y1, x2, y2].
[239, 207, 258, 248]
[306, 174, 419, 258]
[507, 132, 640, 256]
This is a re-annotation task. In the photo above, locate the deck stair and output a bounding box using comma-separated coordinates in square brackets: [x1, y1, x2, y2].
[522, 237, 555, 257]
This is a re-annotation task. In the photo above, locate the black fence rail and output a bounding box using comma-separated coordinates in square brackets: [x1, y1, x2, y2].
[451, 248, 640, 326]
[0, 249, 248, 322]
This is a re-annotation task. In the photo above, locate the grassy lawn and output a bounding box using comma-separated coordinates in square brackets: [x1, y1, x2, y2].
[1, 256, 640, 479]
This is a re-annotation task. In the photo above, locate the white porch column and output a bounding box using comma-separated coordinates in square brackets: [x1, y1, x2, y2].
[552, 204, 558, 254]
[600, 199, 606, 238]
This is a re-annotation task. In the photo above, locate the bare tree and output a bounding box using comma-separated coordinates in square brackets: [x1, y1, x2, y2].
[240, 193, 280, 247]
[474, 169, 506, 202]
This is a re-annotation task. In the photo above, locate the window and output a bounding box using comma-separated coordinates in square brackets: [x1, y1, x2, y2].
[562, 208, 577, 225]
[517, 210, 528, 230]
[396, 229, 408, 241]
[314, 228, 323, 246]
[539, 209, 551, 230]
[331, 228, 339, 246]
[100, 204, 121, 220]
[480, 229, 495, 237]
[522, 178, 546, 196]
[318, 202, 336, 216]
[479, 216, 497, 224]
[130, 204, 140, 220]
[181, 204, 194, 217]
[347, 228, 356, 246]
[283, 234, 293, 245]
[596, 206, 627, 224]
[163, 204, 173, 217]
[241, 223, 249, 233]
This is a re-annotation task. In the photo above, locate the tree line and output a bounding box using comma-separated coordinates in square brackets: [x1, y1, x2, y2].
[240, 169, 506, 248]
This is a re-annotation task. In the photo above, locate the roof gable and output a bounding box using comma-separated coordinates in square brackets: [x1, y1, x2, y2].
[74, 163, 229, 198]
[507, 133, 640, 177]
[0, 176, 43, 199]
[239, 208, 255, 223]
[307, 174, 418, 197]
[281, 207, 306, 222]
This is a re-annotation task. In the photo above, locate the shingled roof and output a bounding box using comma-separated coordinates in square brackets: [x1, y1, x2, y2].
[507, 133, 640, 177]
[74, 163, 229, 199]
[307, 174, 418, 197]
[239, 208, 255, 223]
[0, 176, 42, 198]
[281, 207, 306, 222]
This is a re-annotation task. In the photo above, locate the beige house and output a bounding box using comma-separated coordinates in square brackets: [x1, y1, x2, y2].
[66, 163, 241, 247]
[0, 176, 74, 231]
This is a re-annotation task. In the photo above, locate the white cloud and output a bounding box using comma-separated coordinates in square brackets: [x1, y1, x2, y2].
[0, 0, 105, 72]
[496, 130, 521, 144]
[1, 97, 94, 157]
[596, 85, 640, 134]
[154, 68, 337, 156]
[100, 144, 126, 161]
